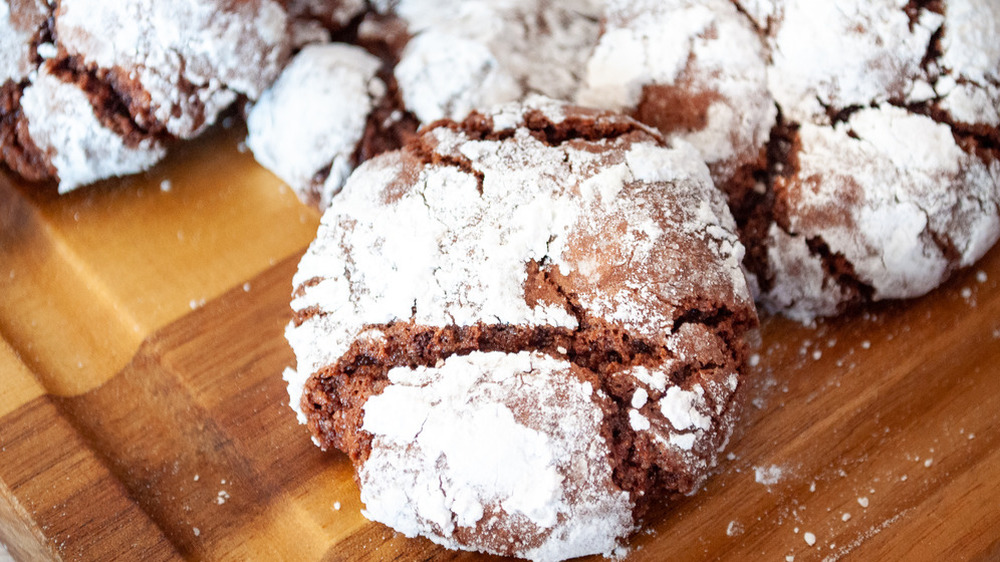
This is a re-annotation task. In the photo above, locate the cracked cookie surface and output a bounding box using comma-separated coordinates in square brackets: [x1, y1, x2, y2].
[751, 0, 1000, 320]
[578, 0, 1000, 321]
[0, 0, 291, 192]
[578, 0, 775, 204]
[284, 97, 757, 560]
[246, 43, 391, 210]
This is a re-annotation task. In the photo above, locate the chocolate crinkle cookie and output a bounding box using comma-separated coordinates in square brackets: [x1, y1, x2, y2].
[0, 0, 290, 193]
[284, 97, 758, 561]
[754, 0, 1000, 320]
[246, 43, 391, 210]
[577, 0, 1000, 321]
[577, 0, 775, 205]
[247, 0, 601, 210]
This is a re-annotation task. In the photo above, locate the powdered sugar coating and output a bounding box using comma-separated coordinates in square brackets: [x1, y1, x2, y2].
[286, 97, 752, 413]
[386, 0, 600, 123]
[394, 31, 520, 124]
[767, 0, 936, 124]
[760, 106, 1000, 319]
[755, 0, 1000, 319]
[626, 364, 741, 489]
[282, 0, 366, 29]
[0, 0, 47, 84]
[19, 69, 166, 193]
[578, 0, 775, 191]
[359, 351, 634, 561]
[934, 0, 1000, 127]
[247, 43, 385, 210]
[55, 0, 290, 138]
[286, 98, 756, 559]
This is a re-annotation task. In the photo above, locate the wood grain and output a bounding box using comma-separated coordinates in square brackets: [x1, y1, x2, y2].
[0, 124, 320, 396]
[1, 126, 999, 561]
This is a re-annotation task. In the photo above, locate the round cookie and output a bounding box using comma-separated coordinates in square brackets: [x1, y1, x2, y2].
[284, 97, 757, 559]
[246, 43, 388, 210]
[376, 0, 601, 124]
[0, 0, 291, 192]
[577, 0, 775, 201]
[753, 0, 1000, 320]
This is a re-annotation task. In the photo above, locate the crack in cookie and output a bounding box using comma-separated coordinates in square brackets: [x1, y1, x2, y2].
[284, 98, 757, 560]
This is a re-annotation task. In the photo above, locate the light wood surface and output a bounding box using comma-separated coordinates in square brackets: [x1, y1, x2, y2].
[1, 124, 998, 561]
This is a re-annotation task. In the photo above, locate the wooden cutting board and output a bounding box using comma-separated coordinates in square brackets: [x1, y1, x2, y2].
[1, 124, 998, 562]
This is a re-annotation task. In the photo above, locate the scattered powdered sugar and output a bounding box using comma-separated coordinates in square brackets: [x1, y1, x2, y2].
[578, 0, 775, 187]
[55, 0, 290, 138]
[754, 464, 784, 486]
[389, 0, 600, 123]
[247, 43, 385, 210]
[358, 351, 634, 562]
[19, 69, 167, 193]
